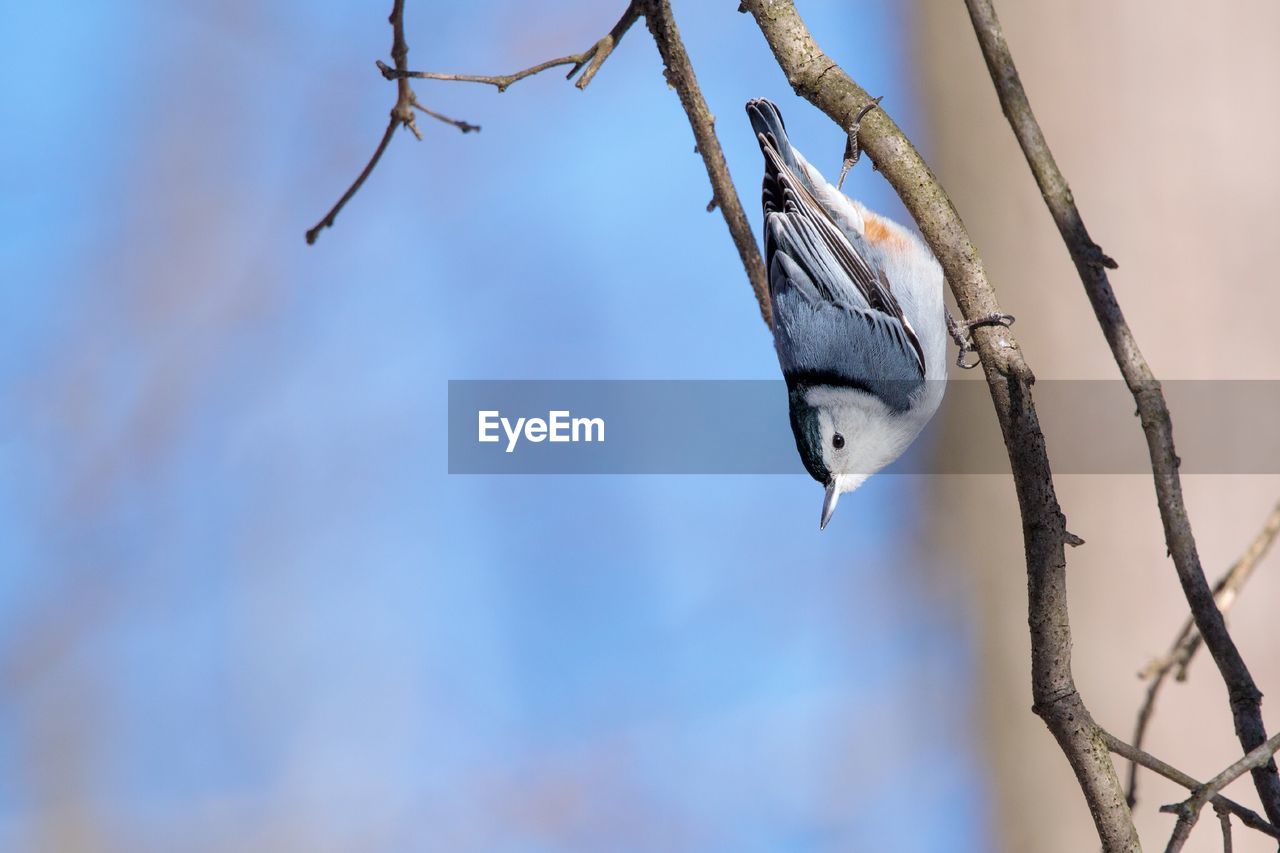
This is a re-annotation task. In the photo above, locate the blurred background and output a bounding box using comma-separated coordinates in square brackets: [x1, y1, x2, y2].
[1, 1, 1277, 851]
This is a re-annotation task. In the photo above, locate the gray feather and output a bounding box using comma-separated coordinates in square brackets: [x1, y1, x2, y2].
[746, 98, 926, 399]
[770, 251, 924, 412]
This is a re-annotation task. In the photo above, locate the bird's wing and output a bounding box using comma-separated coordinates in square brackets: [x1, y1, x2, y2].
[757, 133, 926, 382]
[747, 111, 931, 376]
[769, 249, 924, 412]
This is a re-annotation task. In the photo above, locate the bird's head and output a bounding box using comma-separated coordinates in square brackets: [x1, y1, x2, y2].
[788, 383, 916, 529]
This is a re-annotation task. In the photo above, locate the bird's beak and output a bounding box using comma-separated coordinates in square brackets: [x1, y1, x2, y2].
[820, 480, 841, 530]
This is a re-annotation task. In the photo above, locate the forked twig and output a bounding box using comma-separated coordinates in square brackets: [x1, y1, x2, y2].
[1102, 731, 1280, 844]
[1160, 732, 1280, 852]
[377, 1, 641, 93]
[307, 0, 483, 244]
[307, 3, 638, 245]
[1127, 499, 1280, 807]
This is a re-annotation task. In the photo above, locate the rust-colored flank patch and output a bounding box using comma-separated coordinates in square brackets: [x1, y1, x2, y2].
[861, 212, 904, 248]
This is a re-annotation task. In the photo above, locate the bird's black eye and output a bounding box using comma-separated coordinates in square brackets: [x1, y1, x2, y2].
[832, 433, 845, 449]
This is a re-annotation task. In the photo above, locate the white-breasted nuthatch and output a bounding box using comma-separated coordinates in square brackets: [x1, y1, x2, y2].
[747, 98, 1009, 529]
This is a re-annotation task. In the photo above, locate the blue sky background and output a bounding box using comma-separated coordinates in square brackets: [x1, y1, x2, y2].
[0, 1, 988, 849]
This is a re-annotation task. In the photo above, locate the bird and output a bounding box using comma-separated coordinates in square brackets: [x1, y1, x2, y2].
[746, 97, 1009, 529]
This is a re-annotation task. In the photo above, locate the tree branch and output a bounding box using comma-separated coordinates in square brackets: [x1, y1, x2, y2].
[640, 0, 769, 326]
[739, 1, 1136, 849]
[961, 0, 1280, 825]
[1102, 731, 1280, 844]
[1129, 498, 1280, 807]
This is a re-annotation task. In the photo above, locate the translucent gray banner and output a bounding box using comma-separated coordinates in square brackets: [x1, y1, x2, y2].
[447, 380, 1280, 474]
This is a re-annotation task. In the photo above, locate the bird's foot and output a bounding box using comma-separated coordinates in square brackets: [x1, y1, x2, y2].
[946, 311, 1015, 369]
[837, 96, 884, 190]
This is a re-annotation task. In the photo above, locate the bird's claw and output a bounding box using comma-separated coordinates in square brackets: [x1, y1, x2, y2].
[955, 348, 982, 370]
[837, 96, 883, 190]
[946, 311, 1015, 370]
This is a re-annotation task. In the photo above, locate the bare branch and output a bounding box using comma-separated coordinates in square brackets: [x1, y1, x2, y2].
[1160, 732, 1280, 851]
[1129, 498, 1280, 807]
[640, 0, 769, 326]
[1102, 731, 1280, 843]
[378, 2, 642, 93]
[739, 1, 1135, 848]
[962, 0, 1280, 825]
[374, 0, 768, 325]
[306, 0, 481, 245]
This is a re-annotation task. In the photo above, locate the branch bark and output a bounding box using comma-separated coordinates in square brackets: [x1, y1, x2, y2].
[961, 0, 1280, 827]
[739, 1, 1137, 849]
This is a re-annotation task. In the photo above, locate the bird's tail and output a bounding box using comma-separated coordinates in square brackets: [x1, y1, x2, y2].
[746, 98, 812, 215]
[746, 99, 798, 171]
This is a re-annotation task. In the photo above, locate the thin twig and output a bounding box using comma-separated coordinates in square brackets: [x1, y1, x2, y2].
[1215, 803, 1234, 853]
[962, 0, 1280, 826]
[381, 55, 589, 92]
[411, 98, 480, 133]
[639, 0, 769, 326]
[378, 2, 642, 93]
[1160, 732, 1280, 851]
[1129, 499, 1280, 807]
[1171, 500, 1280, 681]
[739, 2, 1135, 849]
[1102, 731, 1280, 843]
[305, 120, 399, 246]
